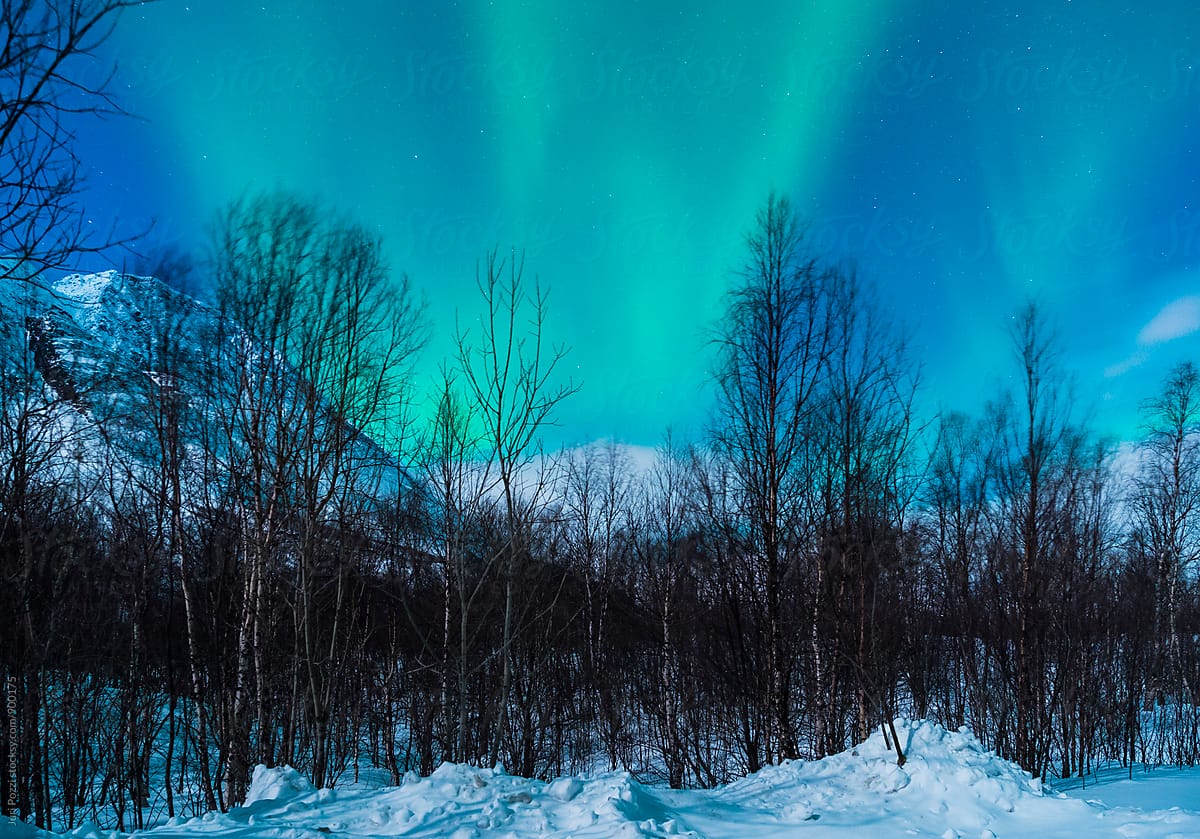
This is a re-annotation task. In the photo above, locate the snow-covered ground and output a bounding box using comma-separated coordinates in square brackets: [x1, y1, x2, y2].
[1056, 762, 1200, 818]
[3, 720, 1197, 839]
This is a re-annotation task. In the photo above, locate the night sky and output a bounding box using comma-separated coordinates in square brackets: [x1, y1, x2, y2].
[77, 0, 1200, 448]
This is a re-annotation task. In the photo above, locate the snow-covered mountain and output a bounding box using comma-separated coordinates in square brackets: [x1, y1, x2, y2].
[0, 271, 397, 500]
[0, 272, 205, 480]
[15, 270, 207, 380]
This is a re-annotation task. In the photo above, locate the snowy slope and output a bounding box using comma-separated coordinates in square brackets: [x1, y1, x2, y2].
[0, 271, 219, 471]
[8, 720, 1195, 839]
[0, 270, 400, 503]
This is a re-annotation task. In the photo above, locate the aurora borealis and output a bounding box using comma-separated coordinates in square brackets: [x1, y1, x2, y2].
[79, 0, 1200, 447]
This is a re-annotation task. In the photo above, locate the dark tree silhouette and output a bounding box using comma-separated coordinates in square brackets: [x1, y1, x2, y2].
[1, 1, 147, 281]
[709, 193, 832, 763]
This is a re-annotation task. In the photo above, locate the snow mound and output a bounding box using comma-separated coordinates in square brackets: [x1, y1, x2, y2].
[244, 764, 316, 805]
[713, 719, 1045, 835]
[58, 719, 1200, 838]
[0, 821, 62, 839]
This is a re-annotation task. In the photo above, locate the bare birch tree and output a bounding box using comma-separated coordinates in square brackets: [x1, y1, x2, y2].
[709, 193, 832, 762]
[1, 1, 147, 281]
[455, 248, 576, 768]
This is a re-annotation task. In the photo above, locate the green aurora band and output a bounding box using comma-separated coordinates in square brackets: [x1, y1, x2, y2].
[78, 0, 1200, 448]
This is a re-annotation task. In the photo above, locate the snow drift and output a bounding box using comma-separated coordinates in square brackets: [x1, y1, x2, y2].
[3, 719, 1193, 839]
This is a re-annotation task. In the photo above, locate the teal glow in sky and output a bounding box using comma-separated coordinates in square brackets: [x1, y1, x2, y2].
[82, 0, 1200, 447]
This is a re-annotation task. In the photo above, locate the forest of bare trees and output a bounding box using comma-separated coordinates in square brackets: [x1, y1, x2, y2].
[1, 2, 1198, 833]
[0, 187, 1196, 830]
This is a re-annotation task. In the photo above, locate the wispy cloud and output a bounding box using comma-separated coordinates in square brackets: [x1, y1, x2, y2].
[1137, 295, 1200, 346]
[1104, 350, 1148, 379]
[1104, 294, 1200, 379]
